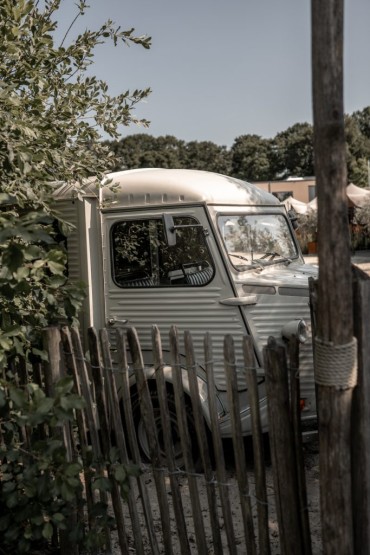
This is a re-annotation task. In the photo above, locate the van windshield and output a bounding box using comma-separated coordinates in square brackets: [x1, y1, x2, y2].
[218, 214, 298, 270]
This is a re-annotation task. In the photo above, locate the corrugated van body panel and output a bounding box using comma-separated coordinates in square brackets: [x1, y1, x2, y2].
[54, 199, 81, 284]
[106, 284, 247, 390]
[244, 294, 315, 406]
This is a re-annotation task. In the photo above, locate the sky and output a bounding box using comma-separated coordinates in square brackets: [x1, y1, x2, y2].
[58, 0, 370, 147]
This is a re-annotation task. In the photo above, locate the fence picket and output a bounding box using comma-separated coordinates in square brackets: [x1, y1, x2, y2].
[151, 325, 191, 555]
[70, 328, 100, 456]
[99, 329, 145, 555]
[87, 327, 117, 554]
[204, 333, 237, 555]
[263, 336, 303, 555]
[43, 327, 78, 555]
[224, 335, 256, 555]
[126, 326, 173, 555]
[288, 337, 312, 555]
[115, 329, 160, 555]
[184, 330, 223, 555]
[60, 327, 95, 539]
[352, 269, 370, 553]
[243, 335, 271, 555]
[169, 325, 207, 554]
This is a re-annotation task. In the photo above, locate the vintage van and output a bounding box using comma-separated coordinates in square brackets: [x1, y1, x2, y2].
[54, 168, 318, 460]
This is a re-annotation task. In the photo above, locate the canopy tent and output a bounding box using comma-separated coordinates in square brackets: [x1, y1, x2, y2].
[282, 196, 311, 214]
[307, 197, 317, 210]
[346, 183, 370, 208]
[284, 184, 370, 213]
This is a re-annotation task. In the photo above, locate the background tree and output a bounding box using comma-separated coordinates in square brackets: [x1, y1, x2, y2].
[181, 140, 231, 173]
[230, 134, 272, 181]
[108, 134, 184, 170]
[344, 114, 370, 185]
[0, 0, 151, 363]
[271, 122, 314, 178]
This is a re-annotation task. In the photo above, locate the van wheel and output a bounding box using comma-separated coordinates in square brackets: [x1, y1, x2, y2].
[131, 386, 201, 469]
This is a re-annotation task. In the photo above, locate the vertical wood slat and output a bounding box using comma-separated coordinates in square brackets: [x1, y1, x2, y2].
[351, 268, 370, 553]
[184, 330, 223, 555]
[151, 325, 191, 555]
[224, 335, 256, 555]
[243, 335, 271, 555]
[126, 326, 173, 555]
[87, 328, 116, 554]
[263, 336, 303, 555]
[70, 328, 100, 457]
[43, 327, 78, 555]
[115, 329, 160, 555]
[60, 327, 95, 539]
[99, 329, 145, 555]
[204, 333, 237, 555]
[169, 326, 207, 555]
[288, 337, 312, 555]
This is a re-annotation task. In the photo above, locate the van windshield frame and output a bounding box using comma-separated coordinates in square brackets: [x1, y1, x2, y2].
[218, 213, 299, 270]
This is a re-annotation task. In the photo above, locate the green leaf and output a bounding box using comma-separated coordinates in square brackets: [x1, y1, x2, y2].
[9, 387, 26, 408]
[114, 464, 127, 484]
[92, 476, 111, 493]
[2, 243, 24, 272]
[42, 522, 54, 540]
[36, 397, 54, 414]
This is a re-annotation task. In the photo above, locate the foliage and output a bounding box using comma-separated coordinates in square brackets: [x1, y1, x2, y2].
[106, 107, 370, 186]
[296, 209, 318, 250]
[230, 134, 272, 181]
[344, 115, 370, 185]
[354, 197, 370, 234]
[0, 0, 151, 365]
[0, 374, 139, 554]
[271, 123, 314, 179]
[181, 140, 232, 174]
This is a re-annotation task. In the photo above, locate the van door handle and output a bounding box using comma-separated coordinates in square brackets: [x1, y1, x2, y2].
[219, 295, 258, 306]
[107, 318, 128, 327]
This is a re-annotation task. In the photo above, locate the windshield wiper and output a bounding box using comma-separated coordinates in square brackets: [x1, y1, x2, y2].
[228, 253, 249, 263]
[228, 252, 264, 270]
[260, 252, 292, 264]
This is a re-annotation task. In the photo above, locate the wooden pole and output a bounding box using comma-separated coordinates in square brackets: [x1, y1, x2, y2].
[312, 1, 355, 553]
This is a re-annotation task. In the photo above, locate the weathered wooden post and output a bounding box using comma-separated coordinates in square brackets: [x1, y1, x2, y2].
[312, 1, 357, 552]
[351, 268, 370, 553]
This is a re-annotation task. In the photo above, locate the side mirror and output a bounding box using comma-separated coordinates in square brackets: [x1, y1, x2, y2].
[162, 213, 177, 246]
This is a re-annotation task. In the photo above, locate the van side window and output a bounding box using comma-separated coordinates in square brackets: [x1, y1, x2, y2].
[111, 216, 214, 287]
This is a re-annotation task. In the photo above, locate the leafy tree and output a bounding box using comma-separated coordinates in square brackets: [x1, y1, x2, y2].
[352, 106, 370, 140]
[181, 140, 231, 174]
[108, 134, 184, 170]
[344, 114, 370, 186]
[271, 123, 314, 178]
[230, 134, 273, 181]
[0, 0, 151, 363]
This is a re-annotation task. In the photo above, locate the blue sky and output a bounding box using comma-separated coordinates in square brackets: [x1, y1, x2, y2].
[58, 0, 370, 147]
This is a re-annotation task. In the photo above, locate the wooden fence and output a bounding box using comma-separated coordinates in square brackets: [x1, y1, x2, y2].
[11, 323, 314, 555]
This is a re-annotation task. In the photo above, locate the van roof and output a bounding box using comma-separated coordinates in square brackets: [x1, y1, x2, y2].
[54, 168, 280, 208]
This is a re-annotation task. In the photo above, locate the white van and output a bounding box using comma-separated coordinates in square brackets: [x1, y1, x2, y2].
[54, 168, 318, 459]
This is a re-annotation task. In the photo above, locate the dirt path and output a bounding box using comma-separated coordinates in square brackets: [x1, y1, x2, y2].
[109, 441, 321, 554]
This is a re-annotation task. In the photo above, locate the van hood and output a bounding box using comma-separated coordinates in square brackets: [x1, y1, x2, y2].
[235, 261, 318, 288]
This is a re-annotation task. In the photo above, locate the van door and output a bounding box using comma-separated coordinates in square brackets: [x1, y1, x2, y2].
[101, 206, 252, 391]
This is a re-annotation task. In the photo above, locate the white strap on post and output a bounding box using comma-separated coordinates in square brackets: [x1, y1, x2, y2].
[314, 336, 358, 390]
